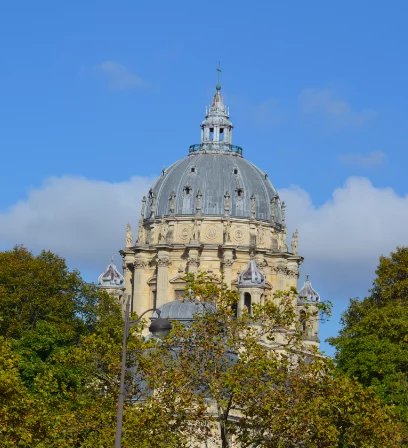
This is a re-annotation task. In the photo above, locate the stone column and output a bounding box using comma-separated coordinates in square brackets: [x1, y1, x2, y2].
[156, 250, 170, 308]
[222, 247, 234, 288]
[132, 256, 149, 317]
[122, 254, 133, 298]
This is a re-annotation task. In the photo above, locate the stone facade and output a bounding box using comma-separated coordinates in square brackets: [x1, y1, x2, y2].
[116, 82, 319, 349]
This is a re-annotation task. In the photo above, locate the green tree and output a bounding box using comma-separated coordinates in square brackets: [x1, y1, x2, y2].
[0, 248, 403, 447]
[0, 247, 190, 447]
[329, 246, 408, 443]
[132, 272, 402, 447]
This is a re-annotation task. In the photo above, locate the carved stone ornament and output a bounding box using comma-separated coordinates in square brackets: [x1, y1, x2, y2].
[179, 225, 191, 241]
[223, 258, 234, 268]
[205, 225, 217, 241]
[157, 256, 171, 267]
[232, 227, 244, 244]
[134, 259, 148, 269]
[187, 257, 200, 268]
[287, 265, 299, 278]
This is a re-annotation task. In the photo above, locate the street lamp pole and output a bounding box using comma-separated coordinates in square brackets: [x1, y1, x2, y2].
[114, 296, 172, 448]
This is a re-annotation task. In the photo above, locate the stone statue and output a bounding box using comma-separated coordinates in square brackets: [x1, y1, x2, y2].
[224, 191, 231, 216]
[159, 218, 168, 243]
[168, 191, 176, 215]
[126, 223, 133, 247]
[291, 229, 299, 255]
[141, 196, 147, 217]
[281, 201, 286, 225]
[257, 225, 264, 245]
[195, 190, 202, 214]
[270, 194, 278, 222]
[224, 220, 232, 243]
[137, 220, 146, 245]
[192, 219, 200, 241]
[149, 191, 156, 218]
[278, 230, 288, 252]
[250, 193, 256, 218]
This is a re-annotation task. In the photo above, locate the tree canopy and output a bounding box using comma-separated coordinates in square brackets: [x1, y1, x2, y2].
[0, 247, 403, 447]
[329, 246, 408, 444]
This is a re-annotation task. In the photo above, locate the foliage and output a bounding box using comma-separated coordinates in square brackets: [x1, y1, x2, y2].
[0, 248, 403, 447]
[0, 247, 180, 447]
[132, 272, 402, 447]
[329, 246, 408, 443]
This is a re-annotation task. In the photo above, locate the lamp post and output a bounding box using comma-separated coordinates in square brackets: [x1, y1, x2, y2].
[114, 296, 172, 448]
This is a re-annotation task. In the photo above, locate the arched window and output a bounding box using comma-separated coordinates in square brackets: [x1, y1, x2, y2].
[219, 128, 224, 141]
[244, 292, 252, 314]
[299, 310, 307, 333]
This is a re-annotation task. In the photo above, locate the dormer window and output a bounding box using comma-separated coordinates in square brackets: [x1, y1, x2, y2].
[236, 188, 244, 198]
[233, 168, 238, 175]
[191, 167, 196, 173]
[183, 186, 191, 195]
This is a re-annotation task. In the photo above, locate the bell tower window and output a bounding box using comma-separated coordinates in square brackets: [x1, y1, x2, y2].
[219, 128, 224, 141]
[244, 292, 252, 314]
[210, 128, 214, 141]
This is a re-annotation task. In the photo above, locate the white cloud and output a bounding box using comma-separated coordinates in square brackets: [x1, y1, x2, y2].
[252, 99, 285, 127]
[1, 174, 407, 310]
[0, 176, 153, 271]
[339, 150, 386, 168]
[281, 177, 408, 301]
[299, 88, 376, 128]
[97, 61, 145, 91]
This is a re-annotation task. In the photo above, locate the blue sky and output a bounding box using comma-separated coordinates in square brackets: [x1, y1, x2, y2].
[1, 1, 407, 354]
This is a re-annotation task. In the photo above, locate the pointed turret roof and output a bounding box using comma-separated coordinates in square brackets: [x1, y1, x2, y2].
[298, 275, 320, 303]
[238, 260, 265, 286]
[97, 260, 124, 288]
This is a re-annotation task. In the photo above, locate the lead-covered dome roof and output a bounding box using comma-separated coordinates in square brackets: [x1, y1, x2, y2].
[144, 152, 282, 223]
[141, 83, 284, 225]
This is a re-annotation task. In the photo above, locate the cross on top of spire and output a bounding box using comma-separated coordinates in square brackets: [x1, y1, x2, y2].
[216, 62, 222, 91]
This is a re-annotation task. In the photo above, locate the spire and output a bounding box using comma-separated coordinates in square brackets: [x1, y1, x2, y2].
[216, 61, 222, 91]
[199, 68, 234, 151]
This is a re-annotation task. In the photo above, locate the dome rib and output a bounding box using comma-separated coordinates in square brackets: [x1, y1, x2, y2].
[144, 152, 282, 223]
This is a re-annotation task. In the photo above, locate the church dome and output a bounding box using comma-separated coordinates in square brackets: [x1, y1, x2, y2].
[142, 84, 284, 225]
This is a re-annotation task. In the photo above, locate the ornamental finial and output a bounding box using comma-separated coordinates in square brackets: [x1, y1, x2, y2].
[216, 62, 222, 91]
